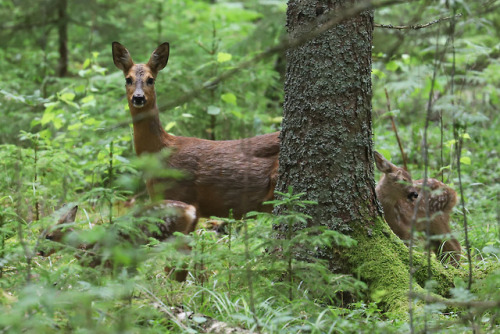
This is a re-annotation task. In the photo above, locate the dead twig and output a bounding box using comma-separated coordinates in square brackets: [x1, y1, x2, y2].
[375, 13, 462, 30]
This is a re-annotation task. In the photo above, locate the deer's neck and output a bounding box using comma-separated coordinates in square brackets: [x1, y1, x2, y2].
[129, 104, 174, 155]
[375, 184, 399, 223]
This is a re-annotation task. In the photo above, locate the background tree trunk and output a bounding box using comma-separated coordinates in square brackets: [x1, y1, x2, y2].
[276, 0, 455, 314]
[57, 0, 68, 77]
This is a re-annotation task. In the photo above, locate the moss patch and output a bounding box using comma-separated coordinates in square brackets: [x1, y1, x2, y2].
[342, 216, 457, 317]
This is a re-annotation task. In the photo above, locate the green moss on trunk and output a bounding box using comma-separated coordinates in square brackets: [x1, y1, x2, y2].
[344, 215, 456, 315]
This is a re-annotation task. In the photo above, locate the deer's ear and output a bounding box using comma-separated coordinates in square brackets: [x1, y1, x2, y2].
[59, 205, 78, 224]
[112, 42, 134, 74]
[374, 151, 394, 173]
[147, 42, 170, 75]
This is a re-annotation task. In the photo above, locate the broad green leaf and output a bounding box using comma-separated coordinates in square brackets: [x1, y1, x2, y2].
[41, 110, 55, 125]
[221, 92, 237, 105]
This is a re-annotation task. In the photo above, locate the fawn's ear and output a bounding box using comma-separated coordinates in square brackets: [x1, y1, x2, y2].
[147, 42, 170, 75]
[374, 151, 394, 174]
[58, 205, 78, 224]
[112, 42, 134, 74]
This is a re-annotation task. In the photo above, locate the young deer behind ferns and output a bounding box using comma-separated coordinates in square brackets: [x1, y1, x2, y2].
[374, 151, 461, 267]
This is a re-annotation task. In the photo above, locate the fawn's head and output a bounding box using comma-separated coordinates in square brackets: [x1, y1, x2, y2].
[112, 42, 170, 113]
[39, 205, 78, 257]
[374, 151, 418, 202]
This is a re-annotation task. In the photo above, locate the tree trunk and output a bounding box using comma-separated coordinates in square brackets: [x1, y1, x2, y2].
[276, 0, 455, 315]
[57, 0, 68, 77]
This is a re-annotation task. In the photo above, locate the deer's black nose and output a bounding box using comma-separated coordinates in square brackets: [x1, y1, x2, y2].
[132, 95, 146, 106]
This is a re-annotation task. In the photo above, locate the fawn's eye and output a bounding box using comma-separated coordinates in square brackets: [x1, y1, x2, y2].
[146, 78, 154, 85]
[125, 77, 133, 85]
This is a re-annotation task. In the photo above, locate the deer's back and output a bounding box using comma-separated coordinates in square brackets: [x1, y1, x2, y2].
[149, 132, 280, 218]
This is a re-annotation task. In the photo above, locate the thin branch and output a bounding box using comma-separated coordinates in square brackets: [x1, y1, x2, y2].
[375, 13, 462, 30]
[384, 88, 408, 170]
[409, 292, 500, 310]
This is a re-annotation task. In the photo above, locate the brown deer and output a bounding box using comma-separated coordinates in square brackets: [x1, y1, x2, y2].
[112, 42, 280, 219]
[40, 200, 198, 281]
[374, 151, 461, 267]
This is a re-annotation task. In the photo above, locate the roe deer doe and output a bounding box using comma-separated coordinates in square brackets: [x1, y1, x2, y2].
[40, 200, 198, 281]
[112, 42, 280, 219]
[374, 151, 461, 267]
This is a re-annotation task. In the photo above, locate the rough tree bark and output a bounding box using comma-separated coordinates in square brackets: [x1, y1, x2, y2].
[276, 0, 455, 315]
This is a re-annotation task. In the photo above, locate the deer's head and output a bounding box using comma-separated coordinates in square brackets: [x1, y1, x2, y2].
[374, 151, 418, 202]
[112, 42, 170, 114]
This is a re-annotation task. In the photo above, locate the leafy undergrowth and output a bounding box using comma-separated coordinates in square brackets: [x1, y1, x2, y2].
[0, 188, 498, 333]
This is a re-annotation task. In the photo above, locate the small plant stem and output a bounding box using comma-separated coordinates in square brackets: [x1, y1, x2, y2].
[243, 218, 260, 331]
[33, 137, 40, 222]
[108, 141, 113, 224]
[384, 88, 407, 170]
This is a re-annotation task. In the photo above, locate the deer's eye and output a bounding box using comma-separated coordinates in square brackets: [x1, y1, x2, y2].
[125, 77, 133, 85]
[146, 78, 154, 85]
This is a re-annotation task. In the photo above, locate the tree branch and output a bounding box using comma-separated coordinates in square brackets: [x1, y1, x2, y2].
[409, 292, 500, 310]
[375, 13, 462, 30]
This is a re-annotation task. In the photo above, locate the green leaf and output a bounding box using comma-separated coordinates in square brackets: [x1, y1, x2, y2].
[217, 52, 232, 63]
[82, 58, 91, 69]
[68, 123, 83, 131]
[74, 85, 86, 94]
[165, 121, 176, 131]
[81, 95, 94, 104]
[460, 156, 471, 165]
[60, 92, 75, 102]
[41, 110, 55, 125]
[221, 92, 237, 105]
[372, 68, 386, 79]
[207, 106, 221, 115]
[52, 117, 63, 129]
[39, 129, 52, 140]
[385, 61, 398, 72]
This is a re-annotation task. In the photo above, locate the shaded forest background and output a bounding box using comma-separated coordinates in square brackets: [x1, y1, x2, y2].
[0, 0, 499, 333]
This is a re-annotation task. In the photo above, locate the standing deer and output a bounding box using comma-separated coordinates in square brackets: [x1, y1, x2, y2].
[40, 200, 198, 281]
[374, 151, 461, 266]
[112, 42, 280, 219]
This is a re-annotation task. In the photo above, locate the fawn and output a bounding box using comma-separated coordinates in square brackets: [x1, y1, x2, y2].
[112, 42, 280, 219]
[40, 200, 198, 281]
[374, 151, 461, 266]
